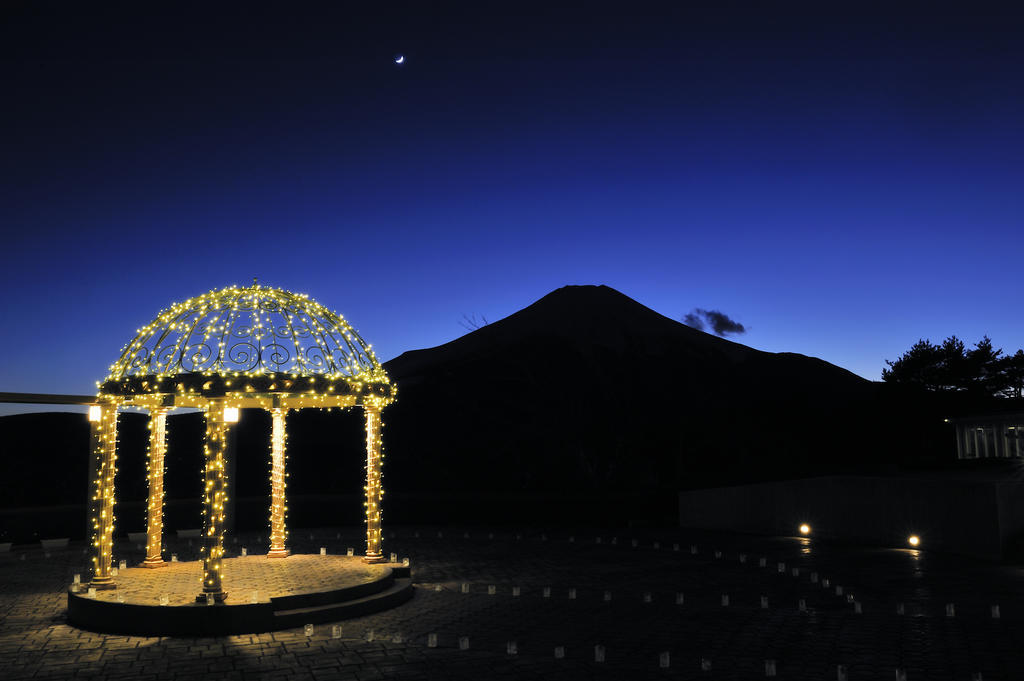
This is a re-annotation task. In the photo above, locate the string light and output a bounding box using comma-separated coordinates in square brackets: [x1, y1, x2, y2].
[88, 404, 119, 589]
[143, 408, 169, 567]
[90, 282, 395, 597]
[364, 406, 385, 562]
[199, 402, 231, 599]
[267, 407, 290, 558]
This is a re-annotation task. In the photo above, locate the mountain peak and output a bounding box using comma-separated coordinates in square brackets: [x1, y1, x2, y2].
[539, 283, 624, 298]
[385, 284, 756, 379]
[531, 283, 655, 308]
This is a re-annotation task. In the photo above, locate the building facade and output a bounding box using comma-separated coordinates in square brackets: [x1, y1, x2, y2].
[952, 412, 1024, 459]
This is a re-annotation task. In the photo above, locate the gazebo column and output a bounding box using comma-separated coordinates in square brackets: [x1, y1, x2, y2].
[198, 401, 233, 602]
[89, 403, 119, 589]
[267, 407, 290, 557]
[363, 405, 385, 563]
[143, 407, 169, 568]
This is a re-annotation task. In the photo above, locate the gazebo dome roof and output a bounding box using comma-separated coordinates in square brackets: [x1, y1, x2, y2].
[98, 283, 393, 407]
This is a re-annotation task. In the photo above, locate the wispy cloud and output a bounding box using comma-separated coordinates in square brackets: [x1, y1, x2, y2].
[683, 308, 747, 336]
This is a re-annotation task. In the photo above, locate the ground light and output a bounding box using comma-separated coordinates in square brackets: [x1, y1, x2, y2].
[908, 535, 921, 547]
[799, 524, 811, 535]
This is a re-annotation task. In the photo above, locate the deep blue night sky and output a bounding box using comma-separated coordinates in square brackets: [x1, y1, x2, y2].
[2, 3, 1022, 413]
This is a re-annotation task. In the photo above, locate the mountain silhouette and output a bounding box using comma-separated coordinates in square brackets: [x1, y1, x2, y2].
[381, 285, 893, 495]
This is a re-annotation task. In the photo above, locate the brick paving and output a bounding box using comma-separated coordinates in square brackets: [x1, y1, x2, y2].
[2, 525, 1023, 680]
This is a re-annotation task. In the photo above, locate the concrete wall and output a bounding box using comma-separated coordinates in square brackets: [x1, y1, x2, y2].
[678, 475, 1024, 560]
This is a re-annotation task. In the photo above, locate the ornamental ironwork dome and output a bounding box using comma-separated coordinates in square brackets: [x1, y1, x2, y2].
[98, 283, 394, 409]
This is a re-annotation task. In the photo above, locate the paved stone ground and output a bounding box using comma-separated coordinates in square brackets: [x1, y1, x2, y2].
[2, 525, 1023, 680]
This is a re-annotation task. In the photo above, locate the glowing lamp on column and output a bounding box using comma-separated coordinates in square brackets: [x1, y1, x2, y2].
[88, 405, 101, 422]
[223, 407, 240, 423]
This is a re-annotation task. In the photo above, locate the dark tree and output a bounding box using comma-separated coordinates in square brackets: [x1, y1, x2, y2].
[938, 336, 968, 391]
[883, 334, 1017, 398]
[998, 349, 1024, 398]
[882, 339, 943, 389]
[964, 336, 1003, 396]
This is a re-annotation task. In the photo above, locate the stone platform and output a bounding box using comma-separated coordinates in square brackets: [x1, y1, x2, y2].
[67, 554, 413, 636]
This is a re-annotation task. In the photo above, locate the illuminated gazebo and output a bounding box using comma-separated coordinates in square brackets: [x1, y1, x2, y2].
[87, 283, 395, 602]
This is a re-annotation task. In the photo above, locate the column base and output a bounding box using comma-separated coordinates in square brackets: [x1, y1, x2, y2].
[363, 553, 386, 564]
[89, 577, 118, 590]
[142, 557, 168, 568]
[266, 547, 291, 558]
[196, 591, 228, 603]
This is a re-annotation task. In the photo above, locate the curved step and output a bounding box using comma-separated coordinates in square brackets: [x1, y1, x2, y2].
[270, 570, 394, 610]
[273, 578, 414, 628]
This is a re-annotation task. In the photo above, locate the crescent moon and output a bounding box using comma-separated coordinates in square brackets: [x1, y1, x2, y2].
[395, 55, 405, 65]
